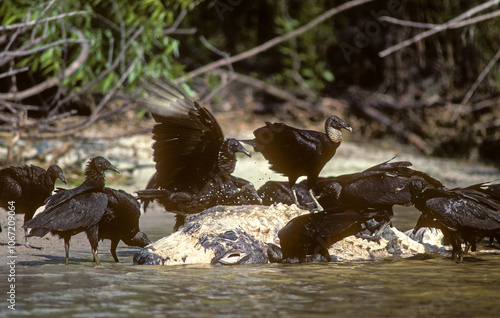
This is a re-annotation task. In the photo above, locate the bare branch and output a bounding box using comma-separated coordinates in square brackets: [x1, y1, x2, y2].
[379, 0, 500, 57]
[0, 38, 89, 58]
[462, 47, 500, 105]
[165, 28, 196, 35]
[176, 0, 374, 83]
[0, 10, 89, 31]
[164, 8, 196, 35]
[0, 101, 17, 117]
[0, 36, 46, 68]
[40, 58, 139, 136]
[448, 9, 500, 29]
[0, 67, 29, 79]
[199, 36, 232, 62]
[379, 16, 437, 29]
[0, 29, 90, 101]
[40, 0, 57, 18]
[213, 69, 311, 110]
[89, 59, 138, 123]
[46, 26, 144, 118]
[380, 9, 500, 30]
[199, 36, 236, 104]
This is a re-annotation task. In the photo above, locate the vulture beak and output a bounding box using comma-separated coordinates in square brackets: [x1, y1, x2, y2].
[236, 143, 252, 157]
[58, 172, 68, 184]
[107, 163, 120, 174]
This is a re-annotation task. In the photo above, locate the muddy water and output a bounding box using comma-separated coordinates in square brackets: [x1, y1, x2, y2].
[5, 251, 500, 317]
[2, 143, 500, 317]
[3, 209, 500, 318]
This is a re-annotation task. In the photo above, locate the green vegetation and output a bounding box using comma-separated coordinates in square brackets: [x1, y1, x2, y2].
[0, 0, 499, 164]
[0, 0, 195, 95]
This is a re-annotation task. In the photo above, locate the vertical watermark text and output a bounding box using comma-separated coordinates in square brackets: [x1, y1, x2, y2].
[6, 201, 17, 311]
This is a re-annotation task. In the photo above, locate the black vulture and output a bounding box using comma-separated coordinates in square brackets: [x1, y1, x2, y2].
[99, 188, 151, 262]
[408, 180, 500, 262]
[315, 160, 445, 238]
[272, 207, 386, 262]
[24, 156, 119, 265]
[257, 159, 442, 208]
[136, 79, 261, 230]
[258, 159, 444, 239]
[243, 115, 352, 211]
[316, 159, 444, 207]
[461, 183, 500, 246]
[0, 164, 66, 245]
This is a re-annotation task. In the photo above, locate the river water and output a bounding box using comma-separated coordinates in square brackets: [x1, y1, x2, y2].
[3, 208, 500, 318]
[5, 249, 500, 317]
[2, 143, 500, 317]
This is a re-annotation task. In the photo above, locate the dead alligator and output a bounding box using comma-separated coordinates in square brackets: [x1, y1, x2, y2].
[134, 204, 426, 265]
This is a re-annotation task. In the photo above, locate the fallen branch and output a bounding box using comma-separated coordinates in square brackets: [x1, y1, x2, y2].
[212, 69, 311, 110]
[358, 103, 429, 153]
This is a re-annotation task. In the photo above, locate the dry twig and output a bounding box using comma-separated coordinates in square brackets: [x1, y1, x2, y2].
[0, 29, 90, 101]
[462, 47, 500, 105]
[379, 0, 500, 57]
[0, 10, 89, 31]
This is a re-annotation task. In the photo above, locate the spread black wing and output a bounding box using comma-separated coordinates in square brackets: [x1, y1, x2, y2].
[140, 79, 224, 190]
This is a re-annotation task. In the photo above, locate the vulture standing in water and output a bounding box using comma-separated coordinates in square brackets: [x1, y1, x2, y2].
[243, 115, 352, 211]
[49, 186, 152, 262]
[0, 164, 66, 246]
[99, 188, 151, 262]
[24, 156, 119, 265]
[136, 79, 261, 230]
[408, 180, 500, 262]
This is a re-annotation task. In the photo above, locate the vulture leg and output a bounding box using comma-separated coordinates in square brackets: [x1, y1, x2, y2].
[87, 227, 101, 265]
[64, 237, 71, 265]
[291, 185, 301, 208]
[110, 239, 120, 262]
[308, 188, 324, 212]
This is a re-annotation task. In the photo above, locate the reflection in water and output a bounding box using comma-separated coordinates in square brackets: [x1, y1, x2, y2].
[6, 254, 500, 318]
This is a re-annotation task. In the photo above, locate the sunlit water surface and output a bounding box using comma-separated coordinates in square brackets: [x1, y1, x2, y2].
[3, 210, 500, 317]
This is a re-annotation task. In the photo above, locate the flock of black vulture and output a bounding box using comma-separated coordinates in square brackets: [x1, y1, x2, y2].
[1, 79, 500, 264]
[1, 157, 150, 264]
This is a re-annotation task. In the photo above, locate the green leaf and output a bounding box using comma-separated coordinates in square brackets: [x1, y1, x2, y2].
[322, 70, 335, 82]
